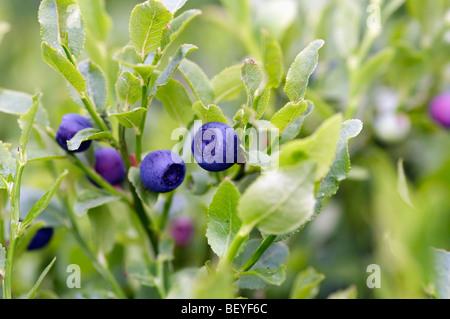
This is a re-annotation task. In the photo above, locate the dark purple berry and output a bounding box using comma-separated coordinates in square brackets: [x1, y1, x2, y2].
[140, 150, 186, 193]
[429, 93, 450, 128]
[170, 216, 194, 247]
[191, 122, 240, 172]
[27, 227, 54, 251]
[94, 148, 126, 185]
[55, 113, 93, 152]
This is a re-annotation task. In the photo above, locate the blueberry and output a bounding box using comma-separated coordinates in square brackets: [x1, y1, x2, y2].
[55, 113, 93, 152]
[191, 122, 240, 172]
[429, 93, 450, 129]
[140, 150, 186, 193]
[170, 216, 194, 247]
[94, 147, 126, 185]
[27, 227, 54, 251]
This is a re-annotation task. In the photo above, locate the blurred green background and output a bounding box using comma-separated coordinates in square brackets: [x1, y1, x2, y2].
[0, 0, 450, 299]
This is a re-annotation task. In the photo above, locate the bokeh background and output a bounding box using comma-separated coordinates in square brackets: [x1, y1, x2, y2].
[0, 0, 449, 299]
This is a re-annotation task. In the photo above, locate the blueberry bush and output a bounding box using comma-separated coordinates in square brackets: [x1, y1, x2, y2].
[0, 0, 449, 300]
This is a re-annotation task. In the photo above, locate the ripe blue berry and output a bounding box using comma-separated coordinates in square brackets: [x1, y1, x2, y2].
[27, 227, 54, 251]
[140, 150, 186, 193]
[55, 113, 93, 152]
[170, 216, 194, 247]
[191, 122, 240, 172]
[429, 93, 450, 129]
[94, 148, 126, 185]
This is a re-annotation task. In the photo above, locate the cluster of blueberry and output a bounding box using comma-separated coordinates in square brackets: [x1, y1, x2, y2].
[25, 114, 241, 250]
[55, 114, 240, 192]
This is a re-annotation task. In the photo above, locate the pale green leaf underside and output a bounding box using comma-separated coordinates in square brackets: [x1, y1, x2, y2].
[116, 71, 142, 108]
[67, 128, 113, 151]
[74, 188, 120, 216]
[110, 108, 147, 134]
[179, 58, 215, 105]
[238, 162, 316, 235]
[128, 167, 158, 207]
[211, 64, 245, 103]
[270, 100, 309, 131]
[290, 267, 325, 299]
[279, 113, 343, 181]
[38, 0, 86, 58]
[41, 42, 86, 92]
[192, 101, 228, 124]
[155, 78, 194, 126]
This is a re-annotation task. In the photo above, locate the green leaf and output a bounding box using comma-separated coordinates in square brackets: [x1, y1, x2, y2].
[241, 59, 263, 108]
[128, 167, 158, 208]
[284, 39, 324, 104]
[240, 267, 286, 288]
[74, 188, 120, 216]
[88, 206, 116, 254]
[254, 88, 271, 120]
[18, 94, 41, 153]
[27, 151, 66, 163]
[129, 0, 174, 60]
[149, 43, 197, 96]
[0, 89, 34, 115]
[238, 162, 316, 235]
[351, 48, 395, 97]
[327, 285, 358, 299]
[77, 0, 111, 42]
[160, 0, 188, 13]
[290, 267, 325, 299]
[317, 119, 363, 198]
[280, 101, 314, 144]
[38, 0, 86, 58]
[0, 141, 16, 189]
[235, 239, 289, 289]
[279, 114, 343, 181]
[158, 237, 175, 262]
[77, 60, 108, 112]
[161, 9, 201, 50]
[113, 45, 156, 80]
[41, 42, 86, 93]
[155, 78, 194, 126]
[270, 100, 309, 131]
[115, 71, 142, 109]
[20, 170, 68, 233]
[0, 243, 6, 278]
[126, 260, 157, 287]
[261, 29, 284, 88]
[397, 158, 413, 206]
[206, 180, 243, 258]
[26, 257, 57, 299]
[179, 59, 215, 105]
[433, 248, 450, 299]
[211, 64, 245, 103]
[67, 128, 113, 151]
[109, 108, 147, 134]
[192, 101, 228, 124]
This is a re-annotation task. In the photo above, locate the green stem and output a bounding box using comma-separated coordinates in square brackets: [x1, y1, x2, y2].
[69, 154, 132, 207]
[118, 124, 159, 255]
[3, 162, 25, 299]
[135, 82, 150, 164]
[81, 96, 109, 132]
[240, 235, 276, 272]
[218, 225, 252, 272]
[2, 237, 18, 299]
[159, 192, 173, 232]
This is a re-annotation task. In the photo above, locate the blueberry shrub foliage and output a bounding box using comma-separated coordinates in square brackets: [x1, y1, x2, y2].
[0, 0, 448, 299]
